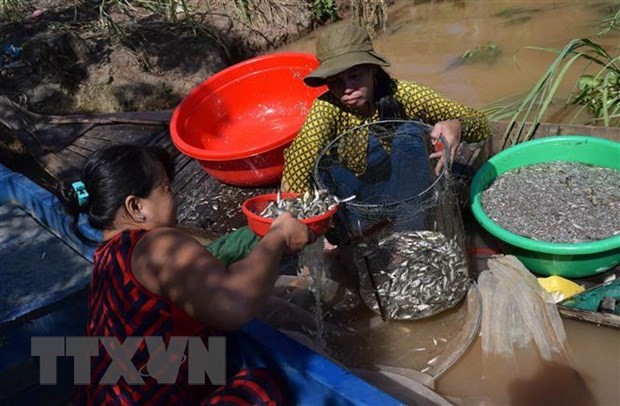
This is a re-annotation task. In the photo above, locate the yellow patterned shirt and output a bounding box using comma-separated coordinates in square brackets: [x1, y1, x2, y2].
[281, 79, 491, 192]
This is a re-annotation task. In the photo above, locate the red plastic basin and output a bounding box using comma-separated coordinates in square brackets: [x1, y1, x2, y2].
[170, 52, 326, 186]
[242, 193, 338, 237]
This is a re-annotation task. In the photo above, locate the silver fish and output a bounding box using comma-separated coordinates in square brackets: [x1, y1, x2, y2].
[256, 189, 355, 220]
[354, 230, 470, 320]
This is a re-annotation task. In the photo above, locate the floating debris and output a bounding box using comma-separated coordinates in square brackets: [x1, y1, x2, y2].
[575, 74, 620, 118]
[354, 230, 470, 320]
[258, 189, 355, 220]
[448, 41, 502, 69]
[494, 6, 542, 19]
[493, 6, 542, 27]
[481, 161, 620, 243]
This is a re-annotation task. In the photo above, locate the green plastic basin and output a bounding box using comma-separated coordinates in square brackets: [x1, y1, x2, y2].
[470, 135, 620, 278]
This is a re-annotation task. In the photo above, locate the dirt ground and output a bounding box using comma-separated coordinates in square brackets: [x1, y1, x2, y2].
[0, 0, 351, 115]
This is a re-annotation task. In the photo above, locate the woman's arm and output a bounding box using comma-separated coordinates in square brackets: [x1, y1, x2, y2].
[398, 81, 491, 143]
[131, 213, 312, 331]
[398, 80, 491, 173]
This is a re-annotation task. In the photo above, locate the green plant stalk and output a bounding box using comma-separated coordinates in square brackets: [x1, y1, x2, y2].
[485, 38, 620, 147]
[310, 0, 337, 22]
[570, 57, 620, 125]
[598, 5, 620, 36]
[233, 0, 250, 24]
[500, 43, 572, 148]
[602, 73, 610, 126]
[526, 52, 584, 140]
[1, 0, 23, 21]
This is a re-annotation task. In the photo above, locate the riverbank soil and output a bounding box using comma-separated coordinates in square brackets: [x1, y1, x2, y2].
[0, 0, 348, 114]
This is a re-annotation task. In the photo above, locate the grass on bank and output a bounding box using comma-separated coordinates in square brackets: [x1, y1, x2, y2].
[0, 0, 25, 21]
[482, 5, 620, 149]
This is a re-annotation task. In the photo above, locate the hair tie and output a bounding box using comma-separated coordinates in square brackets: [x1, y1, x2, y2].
[71, 181, 90, 208]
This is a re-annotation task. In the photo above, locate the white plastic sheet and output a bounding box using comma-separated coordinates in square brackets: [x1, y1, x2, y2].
[478, 255, 569, 363]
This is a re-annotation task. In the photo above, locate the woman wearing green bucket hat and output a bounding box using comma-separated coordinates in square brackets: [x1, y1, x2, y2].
[281, 22, 492, 193]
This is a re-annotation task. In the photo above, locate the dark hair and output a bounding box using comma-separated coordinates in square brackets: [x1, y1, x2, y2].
[58, 144, 175, 242]
[374, 68, 407, 120]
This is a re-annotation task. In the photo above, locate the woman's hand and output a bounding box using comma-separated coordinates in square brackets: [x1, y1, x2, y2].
[429, 119, 462, 175]
[270, 212, 316, 254]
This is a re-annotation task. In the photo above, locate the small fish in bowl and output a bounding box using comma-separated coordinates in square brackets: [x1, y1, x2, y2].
[242, 189, 355, 237]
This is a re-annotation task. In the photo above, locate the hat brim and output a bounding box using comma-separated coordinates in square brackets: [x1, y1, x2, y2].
[303, 50, 390, 87]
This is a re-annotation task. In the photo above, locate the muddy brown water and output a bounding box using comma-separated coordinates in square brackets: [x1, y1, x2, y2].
[436, 319, 620, 406]
[278, 0, 620, 122]
[275, 1, 620, 403]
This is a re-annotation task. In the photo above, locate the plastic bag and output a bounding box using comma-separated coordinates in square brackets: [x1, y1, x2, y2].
[478, 255, 569, 363]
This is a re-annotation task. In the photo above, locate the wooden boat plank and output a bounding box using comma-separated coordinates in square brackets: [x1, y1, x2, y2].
[170, 159, 201, 200]
[81, 131, 130, 142]
[71, 134, 117, 153]
[172, 153, 193, 175]
[171, 150, 186, 168]
[33, 110, 173, 126]
[175, 186, 244, 232]
[82, 124, 166, 145]
[71, 124, 168, 146]
[57, 146, 90, 172]
[19, 124, 158, 183]
[176, 172, 217, 227]
[156, 133, 185, 166]
[174, 171, 204, 197]
[175, 164, 215, 199]
[145, 128, 171, 146]
[173, 154, 195, 177]
[0, 96, 171, 129]
[174, 158, 208, 191]
[33, 124, 96, 153]
[557, 305, 620, 329]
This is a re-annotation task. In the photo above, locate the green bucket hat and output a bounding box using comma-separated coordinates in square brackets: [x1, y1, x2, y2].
[304, 23, 391, 88]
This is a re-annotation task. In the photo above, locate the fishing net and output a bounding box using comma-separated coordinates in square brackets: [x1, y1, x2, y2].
[314, 120, 470, 320]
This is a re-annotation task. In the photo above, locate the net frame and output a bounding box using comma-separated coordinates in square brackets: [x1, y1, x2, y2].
[312, 119, 462, 241]
[312, 119, 470, 320]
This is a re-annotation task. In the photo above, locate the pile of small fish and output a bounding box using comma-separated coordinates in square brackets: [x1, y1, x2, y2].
[355, 230, 470, 320]
[258, 189, 355, 220]
[482, 162, 620, 243]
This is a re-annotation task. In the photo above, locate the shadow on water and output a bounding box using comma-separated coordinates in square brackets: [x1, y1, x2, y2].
[509, 361, 597, 406]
